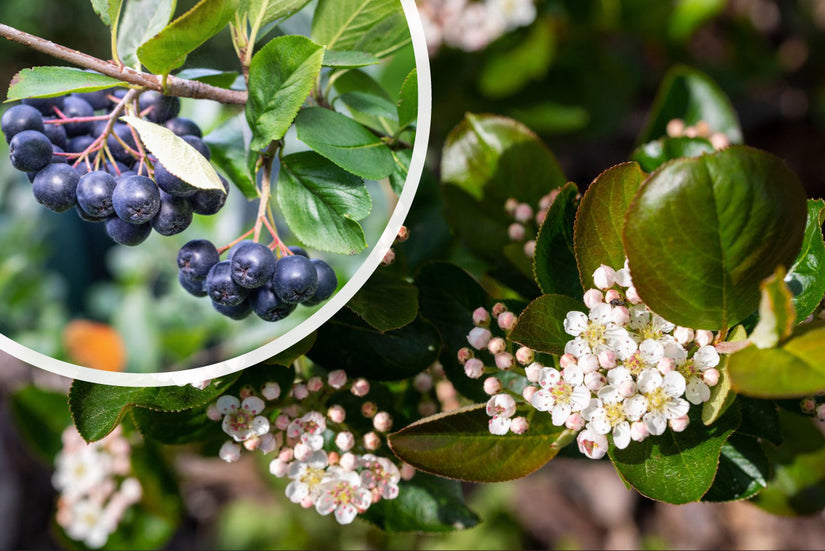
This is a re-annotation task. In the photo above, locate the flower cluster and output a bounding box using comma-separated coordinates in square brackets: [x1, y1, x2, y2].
[205, 370, 410, 524]
[665, 117, 731, 150]
[52, 425, 142, 549]
[417, 0, 537, 54]
[504, 190, 562, 258]
[462, 260, 723, 460]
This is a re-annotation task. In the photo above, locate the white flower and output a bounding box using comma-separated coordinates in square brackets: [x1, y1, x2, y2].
[218, 395, 270, 443]
[315, 468, 372, 524]
[627, 306, 675, 343]
[467, 327, 492, 350]
[677, 345, 721, 404]
[486, 393, 516, 434]
[582, 386, 633, 449]
[620, 338, 664, 376]
[285, 450, 329, 504]
[486, 0, 537, 31]
[360, 454, 401, 500]
[563, 304, 634, 358]
[614, 259, 633, 287]
[287, 411, 327, 450]
[529, 366, 590, 426]
[53, 446, 109, 501]
[65, 499, 111, 549]
[632, 369, 690, 436]
[577, 429, 609, 460]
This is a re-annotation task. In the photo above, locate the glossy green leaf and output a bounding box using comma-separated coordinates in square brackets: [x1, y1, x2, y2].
[637, 65, 742, 145]
[277, 151, 371, 255]
[10, 386, 71, 463]
[631, 136, 715, 173]
[397, 68, 417, 130]
[203, 114, 258, 199]
[362, 472, 479, 532]
[702, 325, 747, 425]
[609, 406, 740, 504]
[175, 68, 238, 89]
[295, 107, 395, 180]
[573, 162, 645, 290]
[624, 146, 807, 330]
[116, 0, 175, 67]
[6, 67, 126, 101]
[332, 68, 392, 100]
[702, 433, 770, 502]
[131, 406, 218, 445]
[307, 308, 440, 381]
[728, 321, 825, 398]
[534, 182, 582, 299]
[785, 199, 825, 322]
[123, 116, 225, 191]
[668, 0, 726, 42]
[478, 18, 555, 99]
[737, 397, 782, 445]
[750, 266, 796, 349]
[322, 50, 379, 69]
[311, 0, 411, 58]
[508, 294, 587, 355]
[337, 91, 398, 123]
[137, 0, 240, 75]
[246, 35, 325, 150]
[246, 0, 312, 27]
[389, 404, 573, 482]
[388, 148, 411, 195]
[753, 411, 825, 515]
[347, 270, 418, 332]
[90, 0, 123, 26]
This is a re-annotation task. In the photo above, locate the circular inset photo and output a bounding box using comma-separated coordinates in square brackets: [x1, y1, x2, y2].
[0, 0, 430, 385]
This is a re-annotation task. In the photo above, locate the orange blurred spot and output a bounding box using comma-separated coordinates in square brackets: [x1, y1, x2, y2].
[64, 320, 127, 372]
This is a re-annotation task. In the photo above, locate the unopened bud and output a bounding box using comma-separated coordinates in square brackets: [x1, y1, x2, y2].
[508, 223, 526, 241]
[610, 306, 630, 326]
[239, 385, 254, 399]
[363, 431, 381, 451]
[275, 414, 291, 431]
[669, 415, 690, 432]
[219, 441, 241, 463]
[710, 132, 730, 150]
[604, 289, 622, 304]
[381, 248, 396, 266]
[340, 452, 358, 471]
[673, 327, 694, 345]
[585, 372, 606, 391]
[559, 353, 577, 368]
[413, 372, 433, 393]
[373, 411, 393, 432]
[535, 209, 547, 225]
[630, 421, 649, 442]
[626, 286, 642, 305]
[703, 368, 720, 387]
[327, 451, 340, 466]
[598, 350, 616, 369]
[657, 357, 675, 374]
[307, 376, 323, 393]
[328, 404, 346, 424]
[464, 358, 485, 379]
[618, 380, 637, 397]
[504, 198, 519, 215]
[261, 382, 281, 401]
[206, 403, 222, 421]
[351, 378, 370, 397]
[269, 458, 288, 477]
[293, 442, 312, 461]
[694, 120, 711, 137]
[525, 362, 543, 382]
[396, 225, 410, 242]
[514, 203, 533, 223]
[522, 385, 537, 402]
[400, 462, 416, 481]
[565, 412, 585, 431]
[259, 433, 278, 454]
[472, 307, 490, 326]
[695, 330, 714, 347]
[492, 302, 508, 317]
[817, 404, 825, 422]
[495, 352, 514, 370]
[483, 376, 502, 395]
[361, 401, 378, 418]
[497, 311, 517, 331]
[457, 347, 473, 364]
[292, 383, 309, 400]
[418, 401, 437, 416]
[583, 289, 604, 309]
[593, 265, 616, 290]
[684, 125, 698, 138]
[523, 240, 536, 257]
[243, 435, 261, 451]
[539, 189, 560, 210]
[488, 337, 506, 355]
[666, 118, 685, 137]
[510, 416, 529, 434]
[279, 447, 294, 462]
[515, 346, 534, 365]
[335, 431, 355, 451]
[467, 327, 492, 350]
[801, 397, 817, 414]
[328, 369, 347, 389]
[578, 354, 599, 373]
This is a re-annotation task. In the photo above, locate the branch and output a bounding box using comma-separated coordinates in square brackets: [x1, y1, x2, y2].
[0, 23, 248, 105]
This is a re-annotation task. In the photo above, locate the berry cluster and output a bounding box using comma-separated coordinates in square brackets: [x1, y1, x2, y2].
[1, 90, 227, 247]
[177, 239, 338, 321]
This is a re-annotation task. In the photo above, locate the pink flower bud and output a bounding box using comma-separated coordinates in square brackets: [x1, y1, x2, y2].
[669, 415, 690, 433]
[293, 442, 312, 461]
[351, 378, 370, 397]
[300, 496, 314, 509]
[206, 403, 222, 421]
[583, 289, 604, 309]
[703, 368, 720, 387]
[710, 132, 730, 150]
[292, 383, 309, 401]
[817, 404, 825, 423]
[514, 203, 533, 223]
[578, 353, 599, 373]
[219, 441, 241, 463]
[327, 451, 340, 466]
[492, 302, 508, 317]
[373, 411, 393, 432]
[657, 357, 675, 375]
[559, 353, 577, 368]
[363, 431, 381, 451]
[239, 385, 254, 399]
[666, 118, 685, 138]
[259, 433, 278, 454]
[413, 372, 433, 392]
[335, 431, 355, 451]
[801, 397, 817, 414]
[400, 462, 416, 481]
[504, 197, 519, 215]
[508, 223, 526, 241]
[610, 306, 630, 326]
[510, 416, 529, 434]
[381, 248, 396, 266]
[487, 336, 506, 355]
[515, 346, 534, 365]
[604, 289, 622, 304]
[340, 452, 358, 471]
[626, 286, 642, 305]
[585, 372, 606, 391]
[396, 225, 410, 242]
[307, 376, 324, 393]
[539, 189, 559, 210]
[269, 458, 288, 477]
[495, 352, 514, 370]
[525, 362, 543, 382]
[279, 447, 294, 462]
[523, 240, 536, 257]
[598, 350, 616, 369]
[328, 405, 346, 424]
[361, 401, 378, 418]
[535, 209, 547, 225]
[457, 347, 473, 364]
[618, 380, 637, 397]
[497, 311, 517, 331]
[243, 435, 261, 451]
[418, 401, 437, 416]
[283, 404, 300, 418]
[593, 265, 616, 290]
[327, 369, 347, 389]
[630, 421, 649, 442]
[275, 414, 291, 431]
[261, 382, 281, 401]
[566, 412, 585, 431]
[483, 376, 502, 395]
[464, 358, 485, 379]
[673, 327, 694, 345]
[467, 327, 492, 350]
[522, 385, 537, 402]
[472, 307, 490, 326]
[695, 330, 714, 347]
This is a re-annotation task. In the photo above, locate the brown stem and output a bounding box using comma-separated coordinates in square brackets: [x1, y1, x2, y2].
[0, 23, 247, 105]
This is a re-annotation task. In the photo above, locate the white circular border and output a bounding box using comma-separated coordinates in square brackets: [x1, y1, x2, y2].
[0, 0, 432, 387]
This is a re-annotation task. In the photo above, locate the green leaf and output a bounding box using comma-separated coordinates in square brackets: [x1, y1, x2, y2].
[259, 332, 316, 368]
[116, 0, 175, 67]
[277, 151, 371, 255]
[702, 433, 770, 502]
[389, 404, 573, 482]
[6, 67, 126, 101]
[246, 0, 312, 27]
[246, 35, 325, 150]
[175, 68, 239, 89]
[728, 321, 825, 398]
[638, 65, 742, 145]
[307, 308, 440, 381]
[624, 146, 808, 330]
[137, 0, 240, 75]
[608, 406, 741, 504]
[131, 406, 218, 445]
[203, 114, 259, 199]
[397, 68, 417, 131]
[332, 68, 392, 100]
[347, 270, 418, 332]
[337, 91, 399, 123]
[322, 50, 379, 68]
[533, 182, 582, 299]
[311, 0, 411, 58]
[388, 148, 411, 195]
[90, 0, 123, 26]
[753, 411, 825, 515]
[478, 18, 555, 99]
[785, 199, 825, 322]
[573, 162, 646, 290]
[508, 294, 587, 355]
[702, 324, 747, 425]
[10, 386, 71, 463]
[669, 0, 726, 42]
[750, 266, 796, 349]
[362, 472, 480, 532]
[631, 136, 715, 173]
[294, 107, 395, 180]
[122, 115, 225, 192]
[737, 397, 782, 445]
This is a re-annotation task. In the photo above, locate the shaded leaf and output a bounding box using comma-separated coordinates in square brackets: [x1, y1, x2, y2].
[90, 0, 123, 26]
[131, 406, 218, 445]
[737, 397, 782, 446]
[388, 148, 411, 195]
[533, 182, 582, 298]
[508, 294, 587, 355]
[347, 270, 418, 332]
[6, 67, 126, 101]
[785, 199, 825, 323]
[117, 0, 175, 67]
[702, 325, 747, 425]
[750, 266, 796, 349]
[10, 386, 71, 463]
[702, 433, 770, 502]
[203, 114, 258, 199]
[478, 18, 555, 99]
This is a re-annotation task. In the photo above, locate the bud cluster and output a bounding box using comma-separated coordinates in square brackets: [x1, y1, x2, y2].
[665, 118, 730, 150]
[503, 189, 563, 259]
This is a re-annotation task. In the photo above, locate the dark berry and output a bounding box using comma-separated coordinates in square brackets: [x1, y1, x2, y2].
[191, 175, 228, 215]
[51, 145, 68, 164]
[288, 245, 309, 258]
[139, 91, 180, 124]
[229, 241, 276, 288]
[60, 96, 95, 137]
[112, 174, 161, 224]
[76, 170, 117, 218]
[154, 161, 196, 197]
[66, 134, 95, 154]
[107, 123, 137, 163]
[227, 240, 254, 262]
[165, 117, 201, 137]
[32, 164, 79, 212]
[22, 97, 64, 117]
[177, 239, 220, 280]
[178, 271, 207, 297]
[182, 135, 210, 160]
[73, 89, 113, 111]
[10, 130, 53, 172]
[76, 204, 107, 222]
[251, 285, 296, 322]
[271, 255, 318, 304]
[152, 191, 193, 236]
[303, 259, 338, 306]
[43, 121, 68, 150]
[213, 299, 253, 320]
[205, 261, 249, 306]
[2, 104, 44, 141]
[105, 215, 152, 246]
